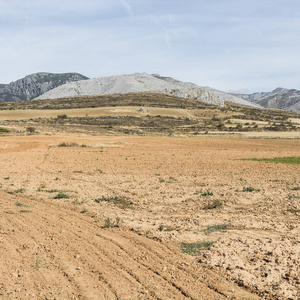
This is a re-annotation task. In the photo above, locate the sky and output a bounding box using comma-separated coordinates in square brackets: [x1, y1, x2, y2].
[0, 0, 300, 93]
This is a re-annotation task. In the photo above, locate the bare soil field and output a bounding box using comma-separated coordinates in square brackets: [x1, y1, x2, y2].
[0, 134, 299, 299]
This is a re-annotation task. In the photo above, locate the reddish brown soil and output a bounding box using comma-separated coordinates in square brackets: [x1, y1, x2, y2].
[0, 135, 299, 299]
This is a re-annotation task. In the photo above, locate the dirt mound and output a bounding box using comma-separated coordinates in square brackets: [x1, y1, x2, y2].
[0, 191, 256, 299]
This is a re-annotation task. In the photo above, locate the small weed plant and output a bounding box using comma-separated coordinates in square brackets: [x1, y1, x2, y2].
[194, 189, 213, 196]
[15, 202, 30, 208]
[54, 192, 70, 199]
[204, 199, 223, 210]
[180, 241, 214, 255]
[203, 224, 228, 235]
[95, 196, 133, 209]
[242, 186, 260, 192]
[103, 217, 120, 228]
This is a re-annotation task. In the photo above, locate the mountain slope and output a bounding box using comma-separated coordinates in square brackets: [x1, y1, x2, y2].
[0, 72, 89, 102]
[35, 73, 259, 108]
[234, 88, 300, 113]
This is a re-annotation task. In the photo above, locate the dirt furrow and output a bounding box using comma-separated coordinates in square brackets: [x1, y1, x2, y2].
[0, 190, 262, 299]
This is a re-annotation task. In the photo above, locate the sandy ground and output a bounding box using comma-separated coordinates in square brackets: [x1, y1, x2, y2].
[0, 135, 299, 299]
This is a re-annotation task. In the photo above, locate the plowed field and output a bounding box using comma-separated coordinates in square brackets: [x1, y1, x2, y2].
[0, 135, 299, 299]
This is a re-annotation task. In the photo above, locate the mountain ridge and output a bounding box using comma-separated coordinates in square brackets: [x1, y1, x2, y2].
[35, 72, 261, 108]
[0, 72, 89, 102]
[233, 87, 300, 113]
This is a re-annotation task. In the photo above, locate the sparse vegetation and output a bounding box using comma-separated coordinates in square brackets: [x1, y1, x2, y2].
[0, 127, 10, 133]
[15, 202, 30, 207]
[54, 191, 70, 199]
[26, 127, 36, 133]
[195, 189, 213, 196]
[241, 157, 300, 165]
[95, 196, 134, 209]
[203, 224, 228, 235]
[203, 199, 223, 210]
[289, 186, 300, 191]
[179, 241, 214, 255]
[58, 142, 88, 147]
[19, 210, 32, 213]
[103, 217, 120, 228]
[242, 186, 260, 192]
[288, 209, 300, 214]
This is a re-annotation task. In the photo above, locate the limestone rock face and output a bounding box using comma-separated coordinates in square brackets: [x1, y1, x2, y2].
[36, 73, 227, 106]
[0, 72, 88, 102]
[233, 88, 300, 113]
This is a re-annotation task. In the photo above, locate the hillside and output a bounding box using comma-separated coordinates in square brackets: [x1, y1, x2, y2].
[0, 92, 299, 137]
[234, 88, 300, 113]
[35, 73, 260, 108]
[0, 72, 89, 102]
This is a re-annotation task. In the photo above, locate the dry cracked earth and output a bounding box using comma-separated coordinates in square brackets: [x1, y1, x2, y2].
[0, 135, 299, 299]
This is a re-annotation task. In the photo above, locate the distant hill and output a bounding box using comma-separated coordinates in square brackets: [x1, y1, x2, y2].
[35, 73, 260, 108]
[233, 88, 300, 113]
[0, 72, 89, 102]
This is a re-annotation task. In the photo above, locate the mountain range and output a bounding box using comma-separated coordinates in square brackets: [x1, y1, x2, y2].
[0, 72, 299, 113]
[233, 88, 300, 113]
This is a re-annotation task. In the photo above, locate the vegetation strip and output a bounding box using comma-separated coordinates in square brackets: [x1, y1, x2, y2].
[240, 156, 300, 165]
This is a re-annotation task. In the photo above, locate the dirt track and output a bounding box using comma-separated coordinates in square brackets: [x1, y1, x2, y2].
[0, 135, 299, 299]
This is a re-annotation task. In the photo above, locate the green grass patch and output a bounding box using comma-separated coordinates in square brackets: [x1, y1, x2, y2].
[241, 157, 300, 165]
[95, 196, 133, 209]
[0, 127, 10, 133]
[179, 241, 214, 255]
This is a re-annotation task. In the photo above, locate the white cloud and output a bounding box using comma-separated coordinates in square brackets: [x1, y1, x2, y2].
[121, 0, 133, 16]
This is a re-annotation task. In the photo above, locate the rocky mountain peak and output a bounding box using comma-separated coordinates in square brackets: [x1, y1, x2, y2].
[0, 72, 89, 102]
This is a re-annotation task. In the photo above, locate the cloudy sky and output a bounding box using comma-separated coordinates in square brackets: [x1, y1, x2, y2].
[0, 0, 299, 93]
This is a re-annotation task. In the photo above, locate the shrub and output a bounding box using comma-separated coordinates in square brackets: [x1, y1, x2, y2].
[54, 192, 70, 199]
[0, 127, 10, 133]
[242, 186, 260, 192]
[26, 127, 36, 133]
[57, 114, 68, 119]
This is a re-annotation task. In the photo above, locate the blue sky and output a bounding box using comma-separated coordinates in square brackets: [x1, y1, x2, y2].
[0, 0, 299, 93]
